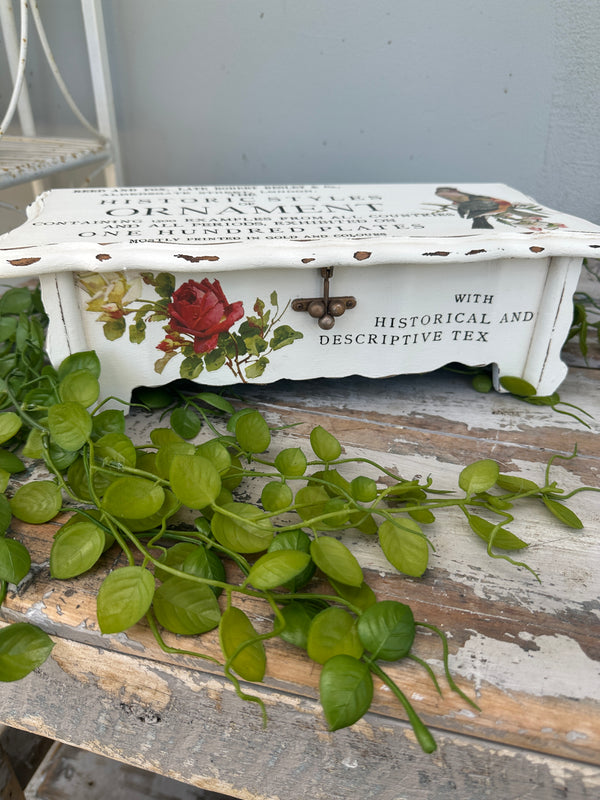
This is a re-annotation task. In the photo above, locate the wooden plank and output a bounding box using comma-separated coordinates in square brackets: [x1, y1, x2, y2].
[1, 630, 600, 800]
[0, 361, 598, 791]
[0, 739, 25, 800]
[25, 741, 233, 800]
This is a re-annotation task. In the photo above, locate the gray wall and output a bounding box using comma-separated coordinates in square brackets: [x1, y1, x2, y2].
[2, 0, 600, 222]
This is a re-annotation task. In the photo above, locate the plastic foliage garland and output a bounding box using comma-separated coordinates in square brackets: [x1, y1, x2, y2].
[0, 285, 597, 754]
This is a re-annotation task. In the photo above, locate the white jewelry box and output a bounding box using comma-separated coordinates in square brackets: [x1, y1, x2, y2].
[1, 183, 599, 404]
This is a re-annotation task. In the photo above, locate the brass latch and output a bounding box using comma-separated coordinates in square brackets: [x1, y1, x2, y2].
[291, 267, 356, 330]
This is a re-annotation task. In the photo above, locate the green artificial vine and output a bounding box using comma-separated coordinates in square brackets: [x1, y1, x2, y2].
[0, 284, 597, 754]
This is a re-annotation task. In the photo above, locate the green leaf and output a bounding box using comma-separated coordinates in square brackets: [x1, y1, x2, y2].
[97, 566, 155, 634]
[0, 494, 12, 535]
[235, 410, 271, 453]
[378, 518, 429, 577]
[219, 606, 266, 682]
[153, 577, 221, 635]
[261, 481, 293, 512]
[0, 287, 33, 315]
[155, 440, 196, 479]
[499, 376, 536, 396]
[118, 489, 180, 533]
[459, 459, 500, 495]
[195, 392, 235, 414]
[169, 454, 222, 510]
[467, 514, 529, 550]
[319, 654, 373, 731]
[101, 477, 165, 519]
[58, 369, 100, 407]
[246, 550, 311, 590]
[357, 600, 415, 661]
[195, 440, 232, 474]
[211, 502, 274, 553]
[542, 497, 584, 529]
[268, 529, 315, 591]
[58, 351, 101, 380]
[328, 579, 377, 611]
[294, 485, 330, 522]
[270, 290, 278, 306]
[154, 542, 199, 583]
[496, 474, 540, 494]
[129, 320, 146, 344]
[170, 406, 202, 440]
[310, 426, 342, 462]
[269, 324, 303, 351]
[10, 480, 62, 524]
[50, 519, 106, 579]
[307, 607, 363, 664]
[0, 623, 54, 681]
[47, 402, 92, 451]
[91, 409, 126, 440]
[181, 545, 226, 596]
[0, 538, 31, 584]
[350, 476, 378, 503]
[279, 601, 323, 649]
[310, 536, 363, 587]
[274, 447, 307, 478]
[0, 448, 25, 474]
[0, 412, 21, 444]
[95, 432, 137, 468]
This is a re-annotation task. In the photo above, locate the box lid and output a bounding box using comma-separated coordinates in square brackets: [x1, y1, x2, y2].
[2, 183, 600, 277]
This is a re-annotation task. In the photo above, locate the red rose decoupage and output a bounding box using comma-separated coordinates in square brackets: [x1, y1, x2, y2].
[165, 278, 244, 354]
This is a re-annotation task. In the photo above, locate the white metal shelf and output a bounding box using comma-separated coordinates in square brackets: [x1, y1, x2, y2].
[0, 135, 111, 189]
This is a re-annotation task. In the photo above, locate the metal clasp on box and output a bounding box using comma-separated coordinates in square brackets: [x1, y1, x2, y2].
[291, 267, 356, 330]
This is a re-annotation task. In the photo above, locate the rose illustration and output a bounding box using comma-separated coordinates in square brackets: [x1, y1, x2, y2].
[166, 278, 244, 354]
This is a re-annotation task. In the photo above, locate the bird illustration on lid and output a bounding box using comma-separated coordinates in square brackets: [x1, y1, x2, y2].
[435, 187, 514, 229]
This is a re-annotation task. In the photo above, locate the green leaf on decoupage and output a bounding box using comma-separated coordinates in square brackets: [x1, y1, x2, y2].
[103, 318, 126, 341]
[269, 325, 303, 351]
[243, 334, 268, 357]
[270, 290, 278, 306]
[153, 272, 176, 298]
[204, 347, 226, 372]
[244, 356, 269, 379]
[129, 319, 146, 344]
[180, 356, 204, 380]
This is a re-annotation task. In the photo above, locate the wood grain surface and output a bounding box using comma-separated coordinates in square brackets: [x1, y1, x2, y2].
[0, 274, 599, 799]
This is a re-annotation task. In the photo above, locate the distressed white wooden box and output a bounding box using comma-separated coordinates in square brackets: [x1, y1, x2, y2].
[1, 183, 599, 404]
